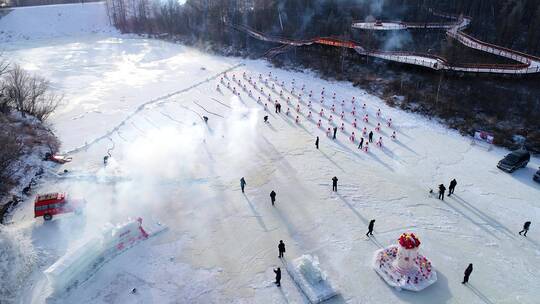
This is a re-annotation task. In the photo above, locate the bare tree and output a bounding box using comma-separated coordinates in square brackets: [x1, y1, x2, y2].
[4, 64, 62, 121]
[0, 130, 23, 197]
[0, 56, 10, 113]
[4, 64, 30, 115]
[0, 56, 8, 76]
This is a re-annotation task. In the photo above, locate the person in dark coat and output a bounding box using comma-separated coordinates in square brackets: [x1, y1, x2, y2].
[270, 190, 276, 206]
[315, 136, 319, 149]
[368, 131, 373, 143]
[366, 219, 375, 236]
[264, 115, 269, 123]
[438, 184, 446, 200]
[275, 103, 279, 113]
[332, 176, 338, 192]
[333, 127, 338, 139]
[358, 137, 364, 149]
[277, 103, 281, 113]
[274, 267, 281, 286]
[448, 179, 457, 196]
[462, 263, 473, 284]
[519, 221, 531, 236]
[278, 240, 286, 258]
[240, 177, 246, 193]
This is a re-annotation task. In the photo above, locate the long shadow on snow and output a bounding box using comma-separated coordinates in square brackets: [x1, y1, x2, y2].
[336, 193, 369, 226]
[368, 235, 384, 249]
[393, 139, 419, 155]
[438, 197, 500, 240]
[276, 100, 395, 174]
[466, 283, 496, 304]
[318, 149, 346, 173]
[327, 135, 395, 172]
[264, 121, 277, 132]
[451, 194, 515, 240]
[243, 194, 269, 232]
[504, 165, 540, 191]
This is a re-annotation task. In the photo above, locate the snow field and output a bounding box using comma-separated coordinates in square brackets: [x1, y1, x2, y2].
[0, 3, 116, 43]
[6, 43, 539, 303]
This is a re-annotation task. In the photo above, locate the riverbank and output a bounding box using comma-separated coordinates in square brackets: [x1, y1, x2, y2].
[0, 112, 59, 223]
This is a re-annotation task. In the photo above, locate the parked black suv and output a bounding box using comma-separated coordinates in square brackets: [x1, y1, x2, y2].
[497, 150, 530, 173]
[534, 168, 540, 183]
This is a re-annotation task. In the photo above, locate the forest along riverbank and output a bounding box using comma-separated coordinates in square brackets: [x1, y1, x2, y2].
[0, 112, 60, 224]
[0, 60, 62, 223]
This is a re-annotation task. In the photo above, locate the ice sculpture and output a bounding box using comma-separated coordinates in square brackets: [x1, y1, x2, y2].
[372, 232, 437, 291]
[44, 218, 167, 293]
[285, 254, 338, 303]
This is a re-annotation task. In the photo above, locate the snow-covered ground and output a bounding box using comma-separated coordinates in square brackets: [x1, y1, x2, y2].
[1, 3, 539, 304]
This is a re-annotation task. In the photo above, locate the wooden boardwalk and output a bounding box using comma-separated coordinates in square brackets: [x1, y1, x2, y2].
[233, 11, 540, 75]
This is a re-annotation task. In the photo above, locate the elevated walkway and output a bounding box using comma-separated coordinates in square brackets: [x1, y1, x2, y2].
[232, 10, 540, 74]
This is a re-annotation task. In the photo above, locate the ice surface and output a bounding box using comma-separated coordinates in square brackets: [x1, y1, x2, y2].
[2, 3, 540, 304]
[0, 226, 37, 303]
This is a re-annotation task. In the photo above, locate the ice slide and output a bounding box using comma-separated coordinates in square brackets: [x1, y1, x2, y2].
[44, 218, 167, 293]
[284, 255, 339, 303]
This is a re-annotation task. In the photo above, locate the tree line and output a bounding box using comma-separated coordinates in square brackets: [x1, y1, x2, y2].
[105, 0, 540, 56]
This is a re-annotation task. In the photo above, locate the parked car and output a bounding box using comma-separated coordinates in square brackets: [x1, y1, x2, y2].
[497, 150, 530, 173]
[534, 168, 540, 183]
[44, 152, 72, 164]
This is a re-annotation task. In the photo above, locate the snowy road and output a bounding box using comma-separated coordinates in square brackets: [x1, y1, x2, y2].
[1, 3, 540, 304]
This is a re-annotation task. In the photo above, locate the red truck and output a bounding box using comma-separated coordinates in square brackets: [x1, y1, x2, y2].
[34, 192, 86, 221]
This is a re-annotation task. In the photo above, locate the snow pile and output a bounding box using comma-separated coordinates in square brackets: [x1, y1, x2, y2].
[44, 218, 167, 294]
[0, 3, 116, 42]
[286, 255, 338, 303]
[0, 226, 36, 303]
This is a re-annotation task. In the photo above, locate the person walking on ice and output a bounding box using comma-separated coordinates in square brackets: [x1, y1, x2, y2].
[438, 184, 446, 200]
[368, 131, 373, 143]
[332, 176, 338, 192]
[519, 221, 531, 236]
[333, 127, 338, 140]
[462, 263, 473, 284]
[270, 190, 276, 206]
[448, 179, 457, 196]
[358, 137, 364, 149]
[366, 219, 375, 237]
[274, 267, 281, 287]
[278, 240, 286, 258]
[315, 136, 319, 149]
[240, 177, 246, 193]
